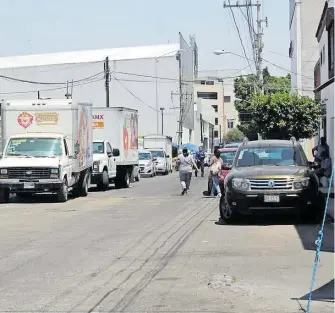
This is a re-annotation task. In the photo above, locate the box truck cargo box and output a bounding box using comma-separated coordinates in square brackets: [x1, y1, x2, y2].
[0, 99, 93, 202]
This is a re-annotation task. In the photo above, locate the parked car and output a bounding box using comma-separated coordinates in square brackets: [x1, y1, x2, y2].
[207, 147, 238, 196]
[219, 138, 324, 223]
[139, 151, 156, 177]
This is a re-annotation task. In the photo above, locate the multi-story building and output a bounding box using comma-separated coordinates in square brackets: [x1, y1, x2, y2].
[289, 0, 324, 97]
[314, 0, 334, 160]
[289, 0, 325, 159]
[193, 76, 238, 147]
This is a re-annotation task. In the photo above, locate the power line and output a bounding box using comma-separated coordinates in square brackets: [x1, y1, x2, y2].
[226, 0, 255, 75]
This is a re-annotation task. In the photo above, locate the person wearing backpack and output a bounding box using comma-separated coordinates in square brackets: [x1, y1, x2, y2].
[209, 149, 223, 197]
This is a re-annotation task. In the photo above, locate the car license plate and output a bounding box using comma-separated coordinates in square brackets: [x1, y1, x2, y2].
[264, 195, 279, 203]
[24, 182, 35, 189]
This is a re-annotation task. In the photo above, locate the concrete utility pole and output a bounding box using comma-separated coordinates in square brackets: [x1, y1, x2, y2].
[223, 1, 267, 93]
[177, 51, 183, 145]
[104, 57, 110, 107]
[160, 107, 165, 135]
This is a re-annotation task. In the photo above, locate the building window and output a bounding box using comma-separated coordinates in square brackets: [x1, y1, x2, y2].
[215, 118, 218, 125]
[328, 21, 334, 78]
[200, 80, 206, 85]
[224, 96, 231, 102]
[212, 105, 218, 113]
[206, 81, 214, 85]
[227, 120, 234, 129]
[197, 92, 218, 99]
[214, 130, 219, 138]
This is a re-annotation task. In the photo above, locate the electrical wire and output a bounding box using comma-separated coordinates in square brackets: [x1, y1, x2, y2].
[228, 0, 255, 74]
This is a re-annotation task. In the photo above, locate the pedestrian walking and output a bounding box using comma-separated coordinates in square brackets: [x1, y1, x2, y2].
[209, 149, 223, 197]
[177, 148, 199, 195]
[316, 150, 332, 187]
[195, 146, 206, 177]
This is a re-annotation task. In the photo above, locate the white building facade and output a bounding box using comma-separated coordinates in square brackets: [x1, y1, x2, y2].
[289, 0, 325, 159]
[0, 37, 196, 145]
[193, 76, 239, 147]
[315, 0, 334, 160]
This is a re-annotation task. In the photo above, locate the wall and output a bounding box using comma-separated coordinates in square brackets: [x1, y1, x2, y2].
[0, 55, 196, 144]
[222, 83, 239, 133]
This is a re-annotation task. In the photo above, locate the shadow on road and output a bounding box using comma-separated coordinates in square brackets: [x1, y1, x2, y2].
[9, 193, 75, 204]
[215, 215, 309, 226]
[292, 279, 334, 303]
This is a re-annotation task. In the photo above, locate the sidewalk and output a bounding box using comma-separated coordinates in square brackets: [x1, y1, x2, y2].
[319, 186, 334, 220]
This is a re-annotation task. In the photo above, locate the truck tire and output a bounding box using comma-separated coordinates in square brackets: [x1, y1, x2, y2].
[57, 178, 68, 202]
[123, 171, 130, 188]
[115, 168, 130, 189]
[100, 170, 109, 190]
[0, 189, 9, 203]
[79, 171, 90, 197]
[135, 170, 140, 182]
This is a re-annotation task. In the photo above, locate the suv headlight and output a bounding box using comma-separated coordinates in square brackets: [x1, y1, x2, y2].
[93, 161, 101, 171]
[293, 177, 310, 189]
[232, 178, 250, 191]
[0, 168, 7, 175]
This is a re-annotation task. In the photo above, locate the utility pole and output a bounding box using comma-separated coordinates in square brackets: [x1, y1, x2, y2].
[104, 57, 110, 107]
[177, 51, 183, 145]
[155, 59, 159, 133]
[160, 107, 165, 135]
[223, 1, 267, 93]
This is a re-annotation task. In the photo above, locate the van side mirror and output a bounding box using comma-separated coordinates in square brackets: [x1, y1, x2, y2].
[112, 148, 120, 157]
[308, 161, 319, 169]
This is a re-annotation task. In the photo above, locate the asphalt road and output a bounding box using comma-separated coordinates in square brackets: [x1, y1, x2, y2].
[0, 170, 333, 313]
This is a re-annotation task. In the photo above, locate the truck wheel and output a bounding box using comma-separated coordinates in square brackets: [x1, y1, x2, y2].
[0, 189, 9, 203]
[81, 172, 89, 197]
[101, 170, 109, 190]
[57, 178, 68, 202]
[135, 171, 140, 182]
[124, 171, 130, 188]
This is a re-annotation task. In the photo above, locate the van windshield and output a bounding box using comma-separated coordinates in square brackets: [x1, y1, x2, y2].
[5, 138, 62, 158]
[151, 150, 164, 158]
[93, 142, 104, 154]
[139, 153, 151, 160]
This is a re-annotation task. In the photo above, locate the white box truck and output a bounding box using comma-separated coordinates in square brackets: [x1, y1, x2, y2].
[0, 99, 93, 203]
[143, 135, 173, 174]
[92, 107, 139, 189]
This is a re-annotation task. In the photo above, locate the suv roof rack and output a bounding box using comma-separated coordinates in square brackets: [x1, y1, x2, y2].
[290, 136, 297, 145]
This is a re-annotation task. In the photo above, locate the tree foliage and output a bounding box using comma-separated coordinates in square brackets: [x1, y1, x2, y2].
[251, 93, 321, 140]
[224, 128, 245, 142]
[234, 67, 291, 140]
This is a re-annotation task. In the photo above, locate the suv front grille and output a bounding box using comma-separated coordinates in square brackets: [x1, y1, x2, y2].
[7, 167, 51, 179]
[249, 178, 294, 190]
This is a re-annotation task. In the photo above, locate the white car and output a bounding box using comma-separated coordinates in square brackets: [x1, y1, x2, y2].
[139, 151, 156, 177]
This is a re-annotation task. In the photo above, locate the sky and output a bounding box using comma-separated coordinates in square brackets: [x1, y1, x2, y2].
[1, 0, 290, 78]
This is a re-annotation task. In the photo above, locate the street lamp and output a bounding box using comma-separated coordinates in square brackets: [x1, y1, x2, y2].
[160, 107, 165, 135]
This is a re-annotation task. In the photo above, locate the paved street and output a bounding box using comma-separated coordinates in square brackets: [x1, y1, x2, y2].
[0, 171, 333, 313]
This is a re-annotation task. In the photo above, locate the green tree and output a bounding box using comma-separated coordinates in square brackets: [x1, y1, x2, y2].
[234, 67, 291, 140]
[225, 128, 245, 141]
[250, 93, 321, 140]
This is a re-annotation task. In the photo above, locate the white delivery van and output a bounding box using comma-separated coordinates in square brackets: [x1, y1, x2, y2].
[143, 135, 173, 175]
[92, 107, 139, 190]
[0, 99, 93, 203]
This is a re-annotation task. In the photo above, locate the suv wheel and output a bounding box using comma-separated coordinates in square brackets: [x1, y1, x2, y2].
[219, 197, 239, 223]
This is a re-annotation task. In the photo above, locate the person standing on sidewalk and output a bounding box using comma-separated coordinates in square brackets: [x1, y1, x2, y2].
[176, 148, 199, 195]
[209, 149, 223, 197]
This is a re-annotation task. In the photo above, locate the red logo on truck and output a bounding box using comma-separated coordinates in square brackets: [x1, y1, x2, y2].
[17, 112, 33, 129]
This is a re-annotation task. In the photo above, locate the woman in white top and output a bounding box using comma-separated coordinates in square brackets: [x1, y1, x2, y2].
[177, 148, 198, 195]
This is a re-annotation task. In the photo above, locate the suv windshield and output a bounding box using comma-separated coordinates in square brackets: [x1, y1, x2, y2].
[151, 150, 164, 158]
[139, 153, 151, 160]
[93, 142, 104, 154]
[235, 146, 306, 167]
[6, 137, 62, 158]
[220, 151, 237, 165]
